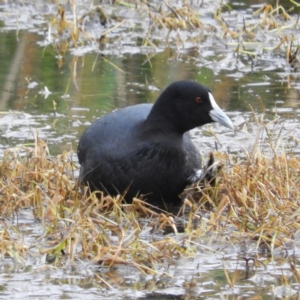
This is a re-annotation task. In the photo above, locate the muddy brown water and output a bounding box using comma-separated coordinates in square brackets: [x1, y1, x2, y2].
[0, 0, 300, 299]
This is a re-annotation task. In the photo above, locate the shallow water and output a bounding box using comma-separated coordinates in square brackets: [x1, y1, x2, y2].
[0, 0, 299, 157]
[0, 0, 300, 299]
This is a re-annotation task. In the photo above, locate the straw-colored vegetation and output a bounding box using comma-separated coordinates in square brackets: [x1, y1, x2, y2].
[1, 114, 299, 291]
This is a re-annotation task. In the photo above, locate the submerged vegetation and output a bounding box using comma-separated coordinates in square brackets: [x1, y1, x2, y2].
[45, 0, 300, 69]
[2, 0, 300, 69]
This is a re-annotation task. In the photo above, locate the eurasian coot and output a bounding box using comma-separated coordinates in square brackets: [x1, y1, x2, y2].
[77, 80, 233, 206]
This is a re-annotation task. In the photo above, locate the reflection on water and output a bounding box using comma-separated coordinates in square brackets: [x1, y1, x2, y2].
[0, 29, 299, 156]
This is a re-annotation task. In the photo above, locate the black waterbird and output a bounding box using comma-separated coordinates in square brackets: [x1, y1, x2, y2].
[77, 80, 234, 206]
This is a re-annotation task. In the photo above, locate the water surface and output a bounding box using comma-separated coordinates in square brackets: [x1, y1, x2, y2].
[0, 0, 300, 299]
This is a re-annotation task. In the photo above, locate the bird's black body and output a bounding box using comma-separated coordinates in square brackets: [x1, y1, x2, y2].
[78, 80, 233, 206]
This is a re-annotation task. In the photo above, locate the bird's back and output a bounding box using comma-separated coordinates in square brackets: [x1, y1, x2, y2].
[78, 103, 202, 204]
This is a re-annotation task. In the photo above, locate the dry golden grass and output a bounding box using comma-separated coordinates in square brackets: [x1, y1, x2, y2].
[0, 116, 299, 280]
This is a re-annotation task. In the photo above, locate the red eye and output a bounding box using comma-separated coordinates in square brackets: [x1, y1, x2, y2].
[195, 97, 202, 103]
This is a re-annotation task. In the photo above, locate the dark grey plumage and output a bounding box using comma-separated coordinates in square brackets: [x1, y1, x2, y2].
[78, 80, 233, 206]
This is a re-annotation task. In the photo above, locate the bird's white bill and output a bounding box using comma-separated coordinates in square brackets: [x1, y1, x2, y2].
[208, 93, 234, 130]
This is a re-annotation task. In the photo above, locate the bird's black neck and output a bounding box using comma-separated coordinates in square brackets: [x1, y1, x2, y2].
[144, 88, 187, 135]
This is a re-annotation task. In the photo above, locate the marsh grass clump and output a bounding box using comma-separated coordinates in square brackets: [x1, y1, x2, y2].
[211, 150, 300, 237]
[0, 137, 75, 220]
[0, 136, 191, 273]
[0, 115, 299, 291]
